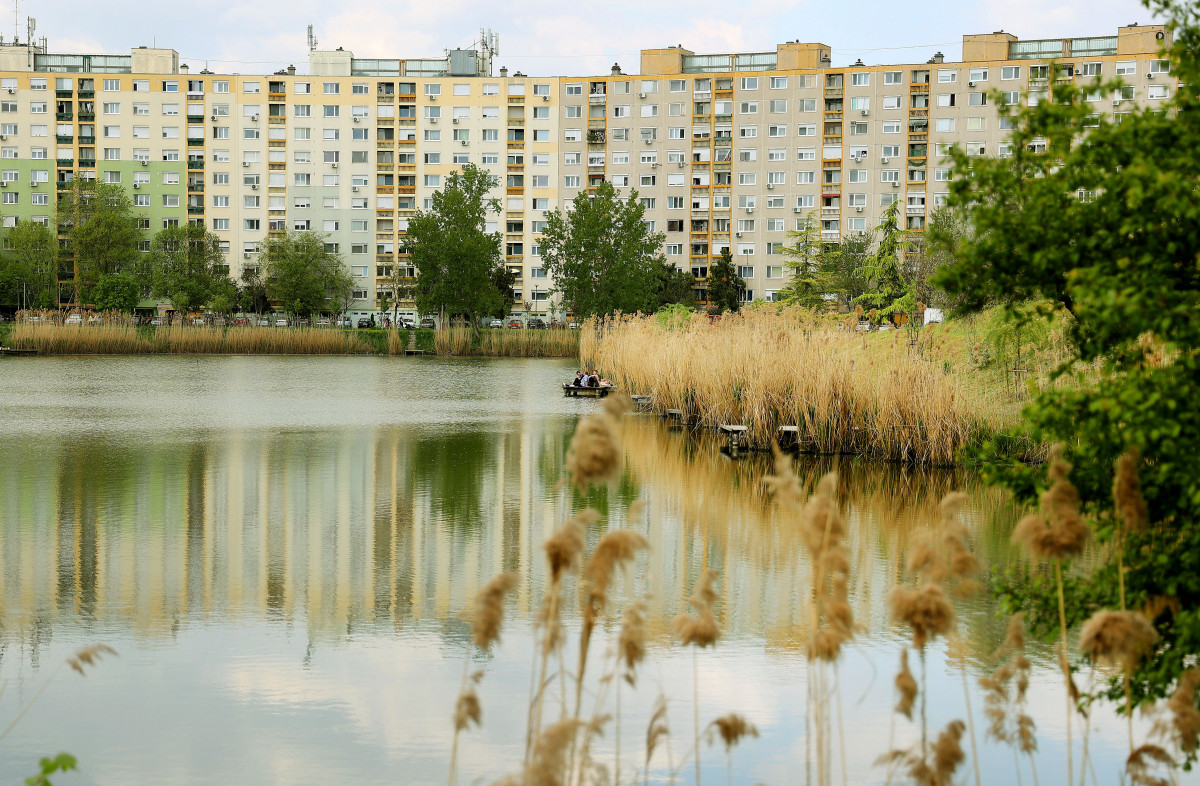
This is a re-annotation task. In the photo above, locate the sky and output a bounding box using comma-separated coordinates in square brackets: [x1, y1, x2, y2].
[9, 0, 1166, 76]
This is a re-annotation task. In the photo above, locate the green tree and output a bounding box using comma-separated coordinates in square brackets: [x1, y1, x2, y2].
[90, 273, 142, 313]
[653, 262, 696, 311]
[489, 264, 518, 320]
[780, 211, 873, 311]
[706, 248, 745, 314]
[540, 180, 666, 318]
[59, 179, 142, 302]
[934, 0, 1200, 721]
[262, 231, 353, 317]
[2, 220, 58, 309]
[238, 266, 271, 315]
[404, 164, 508, 331]
[149, 224, 227, 317]
[853, 200, 911, 316]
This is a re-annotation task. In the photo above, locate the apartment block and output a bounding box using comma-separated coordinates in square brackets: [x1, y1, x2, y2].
[0, 23, 1175, 316]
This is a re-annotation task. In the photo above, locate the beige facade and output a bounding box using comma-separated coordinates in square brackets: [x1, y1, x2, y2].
[0, 24, 1175, 315]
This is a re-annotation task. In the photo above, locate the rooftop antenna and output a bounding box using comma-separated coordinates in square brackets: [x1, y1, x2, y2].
[307, 24, 318, 52]
[26, 16, 35, 50]
[12, 0, 18, 43]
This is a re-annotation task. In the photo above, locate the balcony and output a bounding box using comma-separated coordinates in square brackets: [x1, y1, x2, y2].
[188, 183, 204, 192]
[77, 90, 94, 99]
[824, 88, 843, 99]
[909, 83, 930, 93]
[188, 137, 204, 146]
[78, 112, 94, 121]
[55, 112, 73, 121]
[78, 135, 95, 145]
[187, 114, 205, 123]
[821, 230, 840, 241]
[589, 94, 606, 103]
[822, 207, 840, 216]
[55, 89, 72, 98]
[507, 118, 525, 127]
[187, 160, 204, 169]
[55, 134, 73, 144]
[57, 157, 74, 166]
[824, 110, 843, 120]
[507, 95, 524, 104]
[910, 109, 928, 118]
[188, 207, 204, 215]
[269, 92, 286, 101]
[78, 158, 95, 167]
[906, 206, 926, 215]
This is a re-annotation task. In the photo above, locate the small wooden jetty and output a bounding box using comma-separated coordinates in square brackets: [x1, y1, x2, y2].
[0, 347, 37, 356]
[562, 383, 614, 398]
[630, 394, 652, 411]
[403, 349, 426, 356]
[718, 424, 748, 456]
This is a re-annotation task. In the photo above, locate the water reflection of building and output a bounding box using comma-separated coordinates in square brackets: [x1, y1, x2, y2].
[0, 414, 1023, 663]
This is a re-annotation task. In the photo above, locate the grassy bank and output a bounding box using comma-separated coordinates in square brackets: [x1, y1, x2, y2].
[581, 307, 1056, 465]
[7, 322, 576, 358]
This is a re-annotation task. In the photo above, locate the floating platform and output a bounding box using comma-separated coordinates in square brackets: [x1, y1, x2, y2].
[0, 347, 37, 356]
[562, 384, 613, 398]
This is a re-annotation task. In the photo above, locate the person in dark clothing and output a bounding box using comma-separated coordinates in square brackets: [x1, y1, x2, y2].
[573, 371, 584, 387]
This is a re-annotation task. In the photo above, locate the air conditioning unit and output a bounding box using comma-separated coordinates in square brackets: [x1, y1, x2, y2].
[251, 184, 258, 190]
[243, 253, 251, 259]
[133, 183, 140, 189]
[1148, 72, 1155, 79]
[460, 140, 468, 146]
[745, 207, 754, 214]
[331, 162, 338, 168]
[766, 183, 774, 189]
[211, 115, 217, 121]
[141, 160, 149, 166]
[243, 161, 250, 167]
[968, 81, 976, 87]
[352, 186, 359, 192]
[5, 88, 13, 94]
[891, 181, 900, 188]
[354, 116, 361, 122]
[650, 162, 658, 168]
[881, 157, 889, 164]
[452, 118, 459, 124]
[429, 117, 438, 123]
[1113, 99, 1122, 105]
[638, 92, 646, 99]
[542, 95, 549, 102]
[860, 109, 869, 116]
[793, 207, 803, 213]
[30, 180, 37, 187]
[855, 206, 863, 212]
[677, 161, 686, 168]
[428, 94, 437, 99]
[250, 114, 259, 121]
[644, 139, 652, 144]
[0, 134, 6, 141]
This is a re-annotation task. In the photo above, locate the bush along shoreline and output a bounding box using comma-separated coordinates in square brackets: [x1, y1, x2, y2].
[5, 321, 578, 358]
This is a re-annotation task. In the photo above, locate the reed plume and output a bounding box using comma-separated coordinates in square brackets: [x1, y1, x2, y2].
[1011, 444, 1090, 783]
[673, 569, 722, 785]
[1079, 610, 1158, 672]
[980, 614, 1038, 783]
[565, 394, 632, 491]
[644, 695, 671, 785]
[1165, 669, 1200, 756]
[896, 649, 918, 720]
[1125, 744, 1175, 786]
[65, 644, 118, 676]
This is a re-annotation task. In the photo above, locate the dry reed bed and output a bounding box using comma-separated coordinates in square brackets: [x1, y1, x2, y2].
[433, 327, 579, 357]
[11, 323, 370, 355]
[583, 309, 1011, 465]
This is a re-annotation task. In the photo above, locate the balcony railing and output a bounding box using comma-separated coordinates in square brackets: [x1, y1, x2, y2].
[187, 160, 204, 169]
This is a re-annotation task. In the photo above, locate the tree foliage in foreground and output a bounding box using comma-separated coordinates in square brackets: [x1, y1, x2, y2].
[1, 220, 58, 309]
[935, 0, 1200, 725]
[540, 180, 666, 318]
[149, 224, 227, 316]
[405, 164, 509, 329]
[262, 231, 353, 316]
[60, 179, 141, 302]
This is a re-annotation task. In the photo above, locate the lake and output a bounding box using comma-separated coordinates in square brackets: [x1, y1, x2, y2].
[0, 355, 1137, 784]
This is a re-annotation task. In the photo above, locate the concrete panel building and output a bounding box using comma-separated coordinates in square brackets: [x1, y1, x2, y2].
[0, 23, 1175, 318]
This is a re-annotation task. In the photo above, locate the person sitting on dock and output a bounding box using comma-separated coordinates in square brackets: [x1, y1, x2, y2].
[598, 377, 612, 388]
[587, 371, 600, 388]
[573, 371, 584, 387]
[580, 371, 591, 387]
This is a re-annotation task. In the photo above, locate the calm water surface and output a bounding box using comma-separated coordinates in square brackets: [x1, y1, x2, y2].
[0, 356, 1140, 784]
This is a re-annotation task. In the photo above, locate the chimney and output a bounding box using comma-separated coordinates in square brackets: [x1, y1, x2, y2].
[500, 66, 508, 77]
[932, 51, 944, 63]
[180, 63, 189, 74]
[287, 65, 296, 75]
[611, 62, 622, 76]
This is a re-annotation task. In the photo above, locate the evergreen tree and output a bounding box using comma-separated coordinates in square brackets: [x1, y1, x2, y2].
[706, 248, 745, 314]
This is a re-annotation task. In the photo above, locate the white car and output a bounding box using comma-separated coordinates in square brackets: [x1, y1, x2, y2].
[64, 314, 82, 325]
[275, 318, 289, 327]
[489, 319, 503, 329]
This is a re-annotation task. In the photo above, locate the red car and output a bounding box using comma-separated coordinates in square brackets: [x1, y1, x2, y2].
[507, 319, 523, 329]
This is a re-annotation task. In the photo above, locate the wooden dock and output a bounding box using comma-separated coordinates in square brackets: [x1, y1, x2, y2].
[718, 424, 749, 456]
[403, 349, 426, 355]
[630, 394, 652, 411]
[562, 384, 614, 398]
[0, 347, 37, 356]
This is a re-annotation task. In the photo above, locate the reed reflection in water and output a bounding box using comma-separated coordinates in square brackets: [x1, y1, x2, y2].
[0, 356, 1139, 784]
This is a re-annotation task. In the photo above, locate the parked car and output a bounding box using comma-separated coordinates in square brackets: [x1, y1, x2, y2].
[150, 317, 163, 327]
[527, 318, 547, 329]
[399, 319, 416, 330]
[315, 318, 331, 327]
[507, 319, 523, 329]
[192, 317, 206, 326]
[275, 318, 289, 327]
[419, 317, 436, 329]
[568, 321, 581, 329]
[336, 316, 351, 327]
[297, 318, 311, 327]
[87, 315, 104, 326]
[257, 317, 270, 327]
[64, 314, 82, 325]
[357, 317, 373, 329]
[488, 319, 503, 329]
